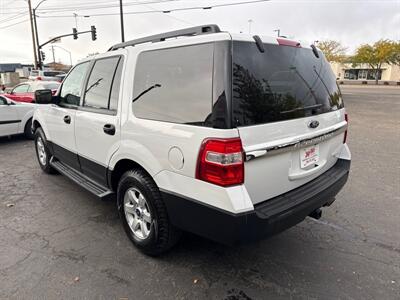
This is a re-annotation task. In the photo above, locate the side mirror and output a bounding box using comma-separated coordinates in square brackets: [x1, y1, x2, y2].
[34, 89, 53, 104]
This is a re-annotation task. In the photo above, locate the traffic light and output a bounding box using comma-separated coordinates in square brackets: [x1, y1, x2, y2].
[91, 25, 97, 41]
[73, 28, 78, 40]
[40, 50, 46, 61]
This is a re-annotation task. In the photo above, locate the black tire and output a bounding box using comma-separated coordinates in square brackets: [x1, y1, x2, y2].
[117, 169, 181, 256]
[24, 118, 34, 139]
[34, 127, 56, 174]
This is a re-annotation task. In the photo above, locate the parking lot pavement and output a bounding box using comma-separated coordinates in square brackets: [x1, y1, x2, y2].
[0, 85, 399, 299]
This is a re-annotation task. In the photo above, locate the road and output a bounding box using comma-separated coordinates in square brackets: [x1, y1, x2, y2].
[0, 85, 399, 299]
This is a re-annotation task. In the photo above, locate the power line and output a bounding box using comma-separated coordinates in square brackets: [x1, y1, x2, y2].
[37, 0, 270, 18]
[0, 0, 181, 12]
[0, 18, 28, 30]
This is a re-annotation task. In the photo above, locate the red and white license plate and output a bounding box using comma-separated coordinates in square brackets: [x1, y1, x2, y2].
[300, 144, 320, 169]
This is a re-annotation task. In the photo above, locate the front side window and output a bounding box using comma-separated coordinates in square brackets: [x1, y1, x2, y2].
[59, 62, 90, 106]
[13, 84, 29, 93]
[0, 96, 8, 105]
[83, 56, 122, 110]
[132, 43, 214, 126]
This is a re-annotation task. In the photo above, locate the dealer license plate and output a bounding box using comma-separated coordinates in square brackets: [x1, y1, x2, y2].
[300, 144, 320, 169]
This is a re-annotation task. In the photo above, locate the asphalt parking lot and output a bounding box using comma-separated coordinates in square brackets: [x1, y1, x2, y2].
[0, 85, 399, 299]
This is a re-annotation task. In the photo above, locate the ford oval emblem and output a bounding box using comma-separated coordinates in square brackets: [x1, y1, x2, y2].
[308, 120, 319, 129]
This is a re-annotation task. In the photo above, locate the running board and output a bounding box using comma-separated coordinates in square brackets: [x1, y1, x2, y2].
[50, 157, 115, 201]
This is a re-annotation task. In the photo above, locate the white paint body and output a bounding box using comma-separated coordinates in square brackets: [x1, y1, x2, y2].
[33, 31, 351, 214]
[0, 95, 36, 137]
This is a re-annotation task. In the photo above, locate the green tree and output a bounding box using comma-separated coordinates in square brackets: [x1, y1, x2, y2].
[317, 40, 347, 62]
[352, 39, 400, 84]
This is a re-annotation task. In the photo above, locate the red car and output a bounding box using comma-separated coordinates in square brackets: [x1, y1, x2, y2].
[6, 81, 60, 103]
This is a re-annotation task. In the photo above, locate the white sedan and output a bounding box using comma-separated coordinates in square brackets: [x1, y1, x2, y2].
[0, 94, 36, 139]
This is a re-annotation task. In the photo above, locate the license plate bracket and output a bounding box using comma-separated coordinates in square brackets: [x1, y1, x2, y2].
[300, 144, 320, 169]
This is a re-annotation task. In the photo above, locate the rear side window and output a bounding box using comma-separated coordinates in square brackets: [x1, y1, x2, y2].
[232, 41, 344, 127]
[84, 56, 123, 111]
[132, 43, 214, 126]
[13, 84, 29, 93]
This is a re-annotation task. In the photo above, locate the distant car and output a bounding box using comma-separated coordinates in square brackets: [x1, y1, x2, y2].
[6, 81, 60, 103]
[29, 70, 66, 81]
[0, 95, 36, 139]
[54, 73, 66, 82]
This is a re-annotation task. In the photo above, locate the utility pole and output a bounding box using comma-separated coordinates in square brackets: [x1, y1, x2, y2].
[51, 45, 56, 63]
[119, 0, 125, 42]
[27, 0, 38, 69]
[33, 0, 47, 70]
[33, 9, 40, 68]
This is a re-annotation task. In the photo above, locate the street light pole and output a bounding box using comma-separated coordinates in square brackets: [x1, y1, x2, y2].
[52, 45, 73, 66]
[26, 0, 38, 69]
[273, 29, 280, 37]
[119, 0, 125, 42]
[33, 0, 47, 70]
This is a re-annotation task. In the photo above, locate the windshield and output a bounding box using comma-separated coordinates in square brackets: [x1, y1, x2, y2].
[232, 41, 343, 127]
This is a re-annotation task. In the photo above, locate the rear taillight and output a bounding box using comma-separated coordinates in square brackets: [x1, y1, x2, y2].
[36, 76, 42, 80]
[196, 138, 244, 187]
[343, 113, 348, 143]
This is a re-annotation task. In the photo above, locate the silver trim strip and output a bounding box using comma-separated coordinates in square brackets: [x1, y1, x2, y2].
[245, 123, 347, 161]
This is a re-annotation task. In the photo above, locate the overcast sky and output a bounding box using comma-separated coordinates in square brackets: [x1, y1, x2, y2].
[0, 0, 399, 65]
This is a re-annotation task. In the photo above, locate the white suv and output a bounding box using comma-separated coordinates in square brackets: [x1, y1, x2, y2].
[32, 25, 351, 255]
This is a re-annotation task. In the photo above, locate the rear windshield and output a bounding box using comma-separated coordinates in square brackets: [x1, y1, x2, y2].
[232, 41, 343, 127]
[44, 71, 63, 77]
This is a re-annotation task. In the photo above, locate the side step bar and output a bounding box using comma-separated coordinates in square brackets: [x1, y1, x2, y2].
[50, 157, 115, 201]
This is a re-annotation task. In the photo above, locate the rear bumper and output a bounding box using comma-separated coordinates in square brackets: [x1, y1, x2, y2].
[162, 158, 351, 245]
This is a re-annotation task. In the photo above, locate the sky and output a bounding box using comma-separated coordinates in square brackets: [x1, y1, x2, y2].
[0, 0, 399, 65]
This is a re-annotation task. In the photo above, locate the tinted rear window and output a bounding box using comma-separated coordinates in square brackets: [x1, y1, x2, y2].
[232, 41, 343, 127]
[132, 43, 214, 126]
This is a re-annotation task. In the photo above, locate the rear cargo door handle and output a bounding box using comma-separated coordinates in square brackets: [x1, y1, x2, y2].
[103, 124, 115, 135]
[288, 159, 327, 181]
[63, 115, 71, 124]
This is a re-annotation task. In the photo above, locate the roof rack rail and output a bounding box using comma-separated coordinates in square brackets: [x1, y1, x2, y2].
[108, 24, 221, 51]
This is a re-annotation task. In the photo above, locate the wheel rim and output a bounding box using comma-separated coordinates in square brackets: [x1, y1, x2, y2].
[123, 187, 152, 240]
[36, 137, 47, 166]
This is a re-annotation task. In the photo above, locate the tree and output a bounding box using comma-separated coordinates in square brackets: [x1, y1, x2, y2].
[352, 39, 400, 84]
[317, 40, 347, 62]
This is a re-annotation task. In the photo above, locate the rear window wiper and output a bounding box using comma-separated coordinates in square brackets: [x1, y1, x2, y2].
[132, 84, 161, 103]
[280, 103, 322, 114]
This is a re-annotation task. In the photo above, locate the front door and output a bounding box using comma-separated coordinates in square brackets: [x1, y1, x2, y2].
[75, 55, 124, 186]
[45, 61, 91, 170]
[0, 96, 19, 137]
[7, 83, 31, 103]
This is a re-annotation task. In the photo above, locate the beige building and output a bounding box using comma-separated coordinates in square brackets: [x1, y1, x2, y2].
[330, 62, 400, 83]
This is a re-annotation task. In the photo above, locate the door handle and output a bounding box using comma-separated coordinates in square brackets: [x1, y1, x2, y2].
[103, 124, 115, 135]
[63, 115, 71, 124]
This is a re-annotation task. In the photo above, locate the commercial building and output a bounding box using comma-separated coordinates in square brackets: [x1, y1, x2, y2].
[330, 62, 400, 83]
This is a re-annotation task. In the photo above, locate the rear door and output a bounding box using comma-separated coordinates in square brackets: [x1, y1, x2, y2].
[232, 41, 347, 204]
[75, 55, 124, 186]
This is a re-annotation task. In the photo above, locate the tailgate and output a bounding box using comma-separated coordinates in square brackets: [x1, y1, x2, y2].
[239, 110, 346, 204]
